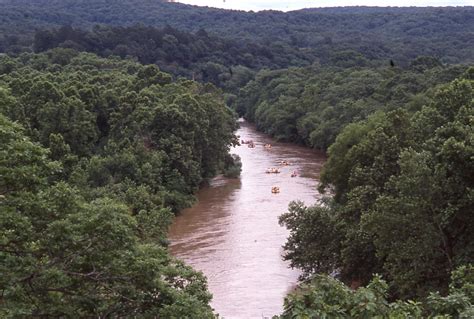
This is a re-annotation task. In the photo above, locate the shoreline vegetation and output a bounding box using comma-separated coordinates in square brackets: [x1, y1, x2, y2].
[0, 52, 237, 317]
[1, 1, 473, 317]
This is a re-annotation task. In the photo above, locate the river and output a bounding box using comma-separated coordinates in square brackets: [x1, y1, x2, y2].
[168, 120, 326, 318]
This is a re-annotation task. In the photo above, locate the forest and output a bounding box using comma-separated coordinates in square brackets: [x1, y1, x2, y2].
[278, 72, 473, 317]
[30, 24, 310, 96]
[1, 0, 473, 67]
[236, 58, 468, 149]
[0, 0, 473, 318]
[0, 51, 238, 317]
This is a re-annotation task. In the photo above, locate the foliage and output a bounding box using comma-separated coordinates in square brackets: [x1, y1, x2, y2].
[280, 74, 474, 299]
[0, 51, 240, 316]
[0, 2, 473, 105]
[279, 200, 343, 276]
[237, 62, 467, 150]
[0, 51, 238, 202]
[223, 154, 242, 178]
[277, 265, 473, 319]
[1, 1, 473, 66]
[0, 1, 473, 316]
[28, 25, 311, 94]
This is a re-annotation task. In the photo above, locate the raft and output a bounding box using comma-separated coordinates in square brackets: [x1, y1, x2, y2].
[266, 168, 280, 174]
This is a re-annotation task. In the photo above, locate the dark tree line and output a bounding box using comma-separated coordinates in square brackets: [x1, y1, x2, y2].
[1, 1, 473, 66]
[31, 25, 312, 93]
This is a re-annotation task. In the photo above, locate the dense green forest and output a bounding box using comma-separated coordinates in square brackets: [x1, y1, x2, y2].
[30, 25, 311, 95]
[236, 58, 469, 149]
[0, 51, 238, 317]
[278, 72, 474, 317]
[1, 1, 473, 66]
[1, 1, 473, 105]
[0, 0, 473, 317]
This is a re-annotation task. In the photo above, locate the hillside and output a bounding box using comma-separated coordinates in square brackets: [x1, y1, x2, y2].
[1, 0, 473, 65]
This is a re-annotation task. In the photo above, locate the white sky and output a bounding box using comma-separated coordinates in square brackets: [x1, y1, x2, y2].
[176, 0, 474, 11]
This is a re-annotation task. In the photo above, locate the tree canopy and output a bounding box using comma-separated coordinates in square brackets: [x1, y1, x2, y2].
[0, 1, 473, 317]
[1, 1, 472, 66]
[237, 60, 468, 150]
[279, 72, 474, 305]
[0, 51, 238, 317]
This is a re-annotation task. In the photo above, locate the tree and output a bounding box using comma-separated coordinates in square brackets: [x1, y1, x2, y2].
[280, 75, 473, 299]
[277, 266, 473, 319]
[0, 114, 215, 318]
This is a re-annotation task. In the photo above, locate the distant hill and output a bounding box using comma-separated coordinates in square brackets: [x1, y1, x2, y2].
[1, 0, 473, 65]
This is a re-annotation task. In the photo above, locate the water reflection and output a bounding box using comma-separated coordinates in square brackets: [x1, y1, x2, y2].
[168, 121, 326, 318]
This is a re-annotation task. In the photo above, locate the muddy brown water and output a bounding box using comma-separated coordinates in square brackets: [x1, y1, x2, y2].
[168, 120, 326, 318]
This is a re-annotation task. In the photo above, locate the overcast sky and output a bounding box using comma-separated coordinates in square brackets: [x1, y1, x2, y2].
[176, 0, 473, 11]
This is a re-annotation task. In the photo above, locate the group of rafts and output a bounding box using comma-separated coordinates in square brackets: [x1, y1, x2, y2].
[241, 139, 256, 148]
[242, 139, 297, 194]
